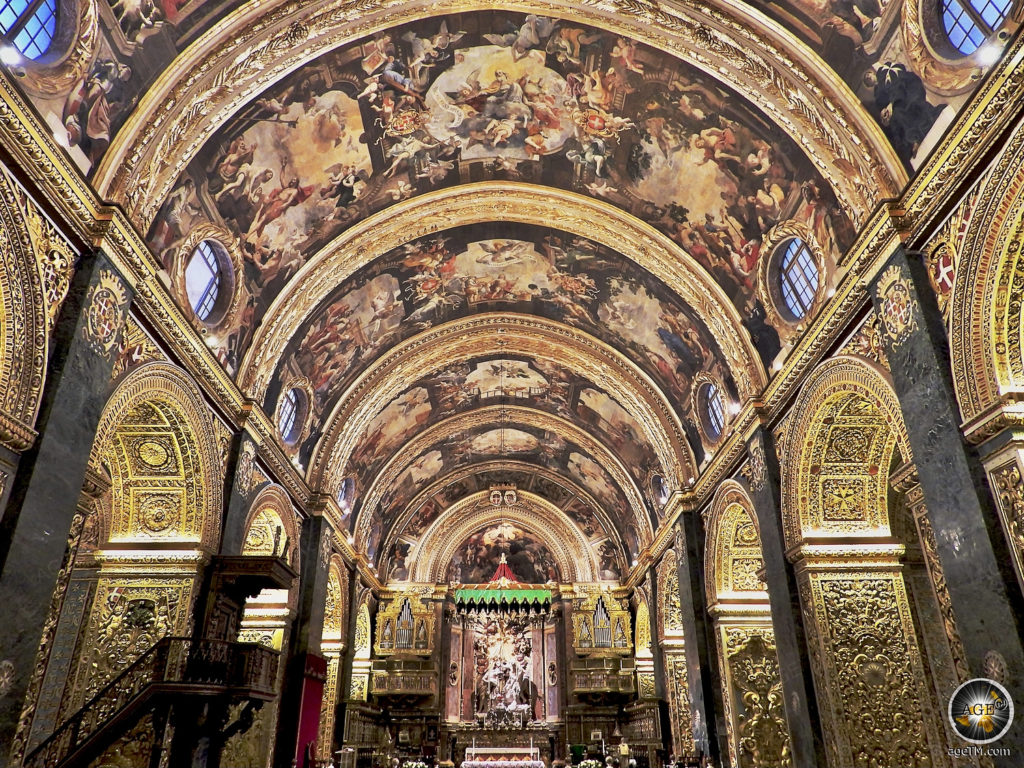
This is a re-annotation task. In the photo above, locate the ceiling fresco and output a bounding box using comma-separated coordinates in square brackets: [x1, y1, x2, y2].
[26, 0, 247, 171]
[343, 355, 663, 518]
[146, 10, 856, 373]
[382, 464, 617, 544]
[359, 419, 643, 565]
[269, 223, 734, 463]
[379, 469, 628, 583]
[742, 0, 950, 168]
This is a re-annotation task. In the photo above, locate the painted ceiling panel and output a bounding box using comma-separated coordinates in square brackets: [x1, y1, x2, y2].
[342, 354, 664, 515]
[268, 223, 735, 466]
[145, 11, 852, 375]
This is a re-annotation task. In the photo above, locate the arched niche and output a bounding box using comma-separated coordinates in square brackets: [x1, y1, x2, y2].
[407, 490, 600, 584]
[703, 481, 789, 768]
[780, 356, 949, 767]
[947, 120, 1024, 608]
[62, 363, 222, 714]
[948, 119, 1024, 429]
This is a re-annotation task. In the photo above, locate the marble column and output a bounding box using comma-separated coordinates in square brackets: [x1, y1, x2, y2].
[869, 247, 1024, 762]
[742, 427, 826, 768]
[0, 253, 132, 766]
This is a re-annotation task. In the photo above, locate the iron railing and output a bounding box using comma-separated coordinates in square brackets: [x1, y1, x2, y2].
[25, 637, 278, 768]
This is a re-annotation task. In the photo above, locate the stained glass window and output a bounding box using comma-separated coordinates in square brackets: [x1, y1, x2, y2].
[0, 0, 56, 60]
[942, 0, 1012, 54]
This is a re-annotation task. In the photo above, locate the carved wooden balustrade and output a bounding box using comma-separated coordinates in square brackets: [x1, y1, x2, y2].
[25, 637, 279, 768]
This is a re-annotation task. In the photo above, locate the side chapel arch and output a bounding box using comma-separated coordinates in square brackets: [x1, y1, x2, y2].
[948, 119, 1024, 427]
[409, 491, 600, 583]
[65, 362, 223, 711]
[703, 481, 789, 768]
[0, 165, 51, 451]
[780, 356, 948, 767]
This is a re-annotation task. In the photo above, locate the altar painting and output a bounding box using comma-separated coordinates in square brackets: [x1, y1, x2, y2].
[449, 524, 560, 584]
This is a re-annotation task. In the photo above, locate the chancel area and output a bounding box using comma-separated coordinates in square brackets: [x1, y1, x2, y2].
[0, 0, 1024, 767]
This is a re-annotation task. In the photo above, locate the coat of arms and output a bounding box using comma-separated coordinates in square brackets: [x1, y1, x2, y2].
[876, 265, 917, 347]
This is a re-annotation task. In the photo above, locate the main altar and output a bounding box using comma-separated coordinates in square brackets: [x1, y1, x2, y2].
[441, 556, 562, 763]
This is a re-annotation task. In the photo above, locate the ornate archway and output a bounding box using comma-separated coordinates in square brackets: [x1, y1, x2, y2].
[780, 356, 948, 767]
[704, 481, 789, 768]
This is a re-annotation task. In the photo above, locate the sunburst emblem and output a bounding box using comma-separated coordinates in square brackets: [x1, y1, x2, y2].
[949, 678, 1014, 744]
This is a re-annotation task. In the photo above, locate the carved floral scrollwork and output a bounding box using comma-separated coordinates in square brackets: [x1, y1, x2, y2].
[991, 461, 1024, 558]
[810, 575, 934, 767]
[725, 630, 791, 768]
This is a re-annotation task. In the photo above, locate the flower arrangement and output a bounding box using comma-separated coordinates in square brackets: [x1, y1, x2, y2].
[403, 761, 429, 768]
[579, 759, 604, 768]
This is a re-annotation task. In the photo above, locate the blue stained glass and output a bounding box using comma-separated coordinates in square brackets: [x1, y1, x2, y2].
[1, 0, 56, 59]
[942, 0, 1012, 55]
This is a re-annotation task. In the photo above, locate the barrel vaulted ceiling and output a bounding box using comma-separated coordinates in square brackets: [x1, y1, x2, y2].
[5, 0, 993, 581]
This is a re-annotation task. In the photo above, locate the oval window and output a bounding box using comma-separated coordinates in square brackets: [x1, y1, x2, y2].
[778, 238, 819, 320]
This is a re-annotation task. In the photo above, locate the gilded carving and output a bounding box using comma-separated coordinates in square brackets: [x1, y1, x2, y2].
[77, 579, 192, 700]
[725, 630, 790, 768]
[875, 265, 919, 348]
[780, 358, 910, 549]
[947, 118, 1024, 429]
[17, 184, 77, 330]
[990, 461, 1024, 577]
[840, 312, 889, 370]
[0, 659, 14, 696]
[801, 573, 935, 768]
[0, 164, 48, 451]
[741, 440, 767, 492]
[111, 316, 164, 382]
[82, 269, 130, 358]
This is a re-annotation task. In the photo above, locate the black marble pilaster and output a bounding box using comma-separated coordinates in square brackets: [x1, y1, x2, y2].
[0, 252, 132, 765]
[743, 428, 826, 768]
[870, 247, 1024, 761]
[274, 513, 333, 767]
[218, 431, 257, 556]
[671, 516, 720, 765]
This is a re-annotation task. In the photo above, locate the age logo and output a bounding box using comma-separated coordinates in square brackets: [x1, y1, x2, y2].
[948, 678, 1014, 744]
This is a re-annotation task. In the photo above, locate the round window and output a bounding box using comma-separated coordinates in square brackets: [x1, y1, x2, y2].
[941, 0, 1012, 55]
[185, 240, 230, 323]
[777, 238, 819, 321]
[0, 0, 57, 60]
[278, 388, 304, 444]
